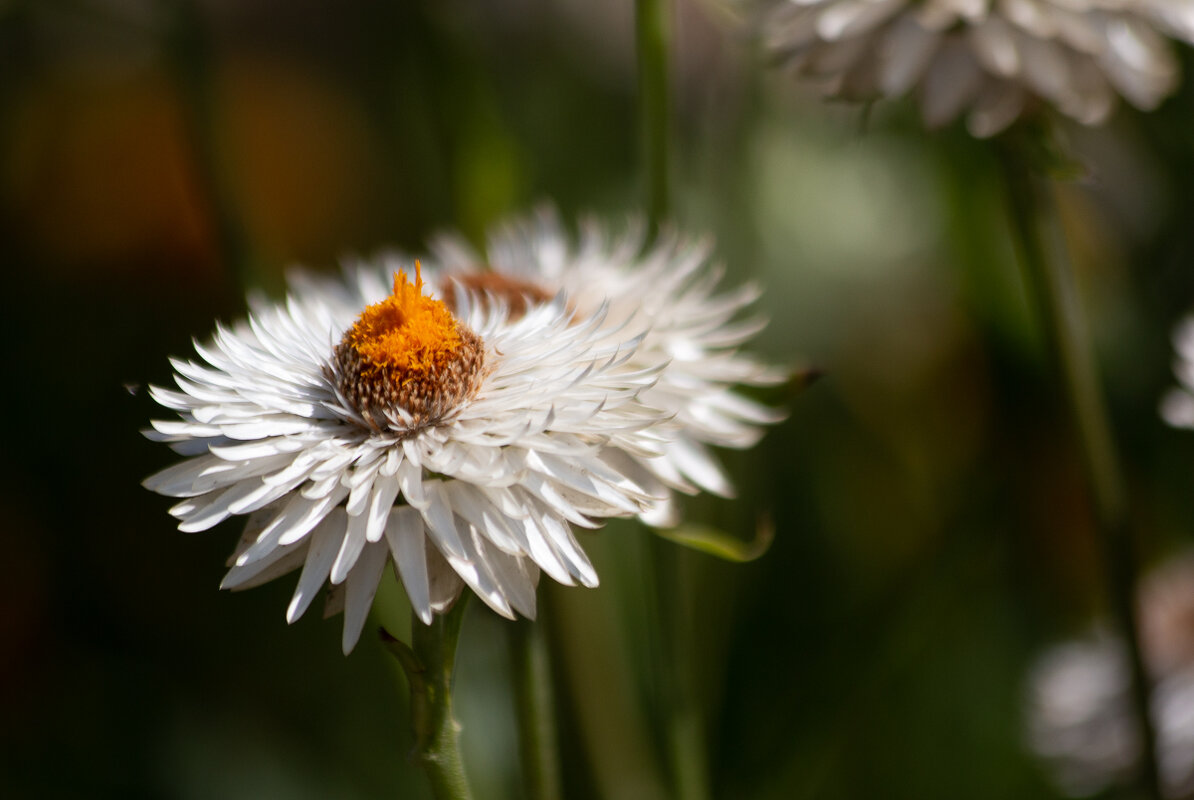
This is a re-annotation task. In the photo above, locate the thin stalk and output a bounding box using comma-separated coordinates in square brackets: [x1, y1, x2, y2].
[386, 596, 474, 800]
[165, 0, 260, 292]
[998, 151, 1161, 800]
[635, 1, 710, 796]
[660, 546, 710, 800]
[636, 0, 671, 235]
[642, 519, 710, 800]
[510, 617, 562, 800]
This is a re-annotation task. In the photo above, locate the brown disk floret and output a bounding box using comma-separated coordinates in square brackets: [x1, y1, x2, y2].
[439, 271, 554, 321]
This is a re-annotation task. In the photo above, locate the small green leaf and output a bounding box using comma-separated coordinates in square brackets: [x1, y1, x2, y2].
[380, 627, 424, 682]
[654, 517, 774, 563]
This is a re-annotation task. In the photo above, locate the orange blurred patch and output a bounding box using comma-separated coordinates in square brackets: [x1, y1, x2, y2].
[6, 55, 384, 280]
[6, 70, 216, 273]
[217, 55, 381, 269]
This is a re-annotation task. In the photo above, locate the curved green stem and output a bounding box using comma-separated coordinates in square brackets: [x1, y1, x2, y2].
[385, 596, 473, 800]
[510, 618, 562, 800]
[997, 146, 1161, 800]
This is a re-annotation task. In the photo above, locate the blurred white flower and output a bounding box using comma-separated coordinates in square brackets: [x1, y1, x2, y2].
[1027, 554, 1194, 797]
[144, 264, 666, 652]
[427, 208, 787, 528]
[752, 0, 1194, 136]
[1160, 317, 1194, 432]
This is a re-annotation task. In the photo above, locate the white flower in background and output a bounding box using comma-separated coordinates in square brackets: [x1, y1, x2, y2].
[144, 264, 666, 652]
[427, 209, 786, 528]
[753, 0, 1194, 137]
[1026, 554, 1194, 797]
[1161, 317, 1194, 432]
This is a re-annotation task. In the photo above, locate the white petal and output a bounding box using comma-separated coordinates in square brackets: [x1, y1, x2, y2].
[220, 540, 307, 591]
[276, 483, 348, 546]
[143, 454, 224, 497]
[445, 524, 515, 619]
[287, 509, 348, 623]
[385, 506, 432, 624]
[968, 17, 1020, 77]
[397, 457, 429, 509]
[366, 475, 401, 543]
[330, 507, 370, 585]
[421, 480, 467, 559]
[426, 543, 465, 613]
[817, 0, 903, 41]
[533, 506, 599, 588]
[967, 80, 1027, 137]
[176, 480, 266, 532]
[341, 541, 390, 654]
[920, 40, 985, 127]
[209, 437, 306, 462]
[665, 439, 736, 497]
[345, 467, 377, 518]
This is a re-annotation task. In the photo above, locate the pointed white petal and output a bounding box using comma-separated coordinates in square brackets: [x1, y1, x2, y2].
[385, 506, 432, 624]
[361, 474, 398, 543]
[330, 507, 370, 585]
[287, 508, 348, 623]
[341, 541, 389, 654]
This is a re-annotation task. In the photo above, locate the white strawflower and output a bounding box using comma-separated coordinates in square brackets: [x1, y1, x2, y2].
[1026, 554, 1194, 797]
[144, 263, 666, 652]
[427, 209, 786, 528]
[753, 0, 1194, 136]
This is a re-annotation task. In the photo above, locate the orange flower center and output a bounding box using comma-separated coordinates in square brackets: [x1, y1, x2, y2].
[344, 263, 463, 375]
[331, 263, 485, 431]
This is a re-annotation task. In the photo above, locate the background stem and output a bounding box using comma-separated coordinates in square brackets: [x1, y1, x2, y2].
[998, 149, 1161, 800]
[636, 0, 670, 235]
[165, 0, 260, 293]
[510, 617, 562, 800]
[635, 3, 711, 795]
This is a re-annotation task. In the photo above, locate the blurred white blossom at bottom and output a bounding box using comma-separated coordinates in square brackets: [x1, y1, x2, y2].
[1027, 554, 1194, 798]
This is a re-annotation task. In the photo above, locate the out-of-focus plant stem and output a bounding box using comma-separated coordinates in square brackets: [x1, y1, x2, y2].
[636, 0, 670, 238]
[510, 617, 562, 800]
[636, 2, 711, 797]
[658, 547, 711, 800]
[998, 146, 1161, 800]
[165, 0, 261, 293]
[385, 597, 473, 800]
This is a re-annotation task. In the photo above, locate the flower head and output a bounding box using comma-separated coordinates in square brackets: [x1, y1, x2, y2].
[428, 208, 786, 527]
[144, 261, 665, 652]
[752, 0, 1194, 136]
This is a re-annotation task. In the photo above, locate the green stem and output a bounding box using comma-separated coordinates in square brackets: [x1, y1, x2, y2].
[635, 3, 711, 795]
[510, 618, 562, 800]
[645, 536, 710, 800]
[636, 0, 671, 236]
[165, 0, 260, 293]
[997, 149, 1161, 800]
[636, 4, 710, 795]
[385, 596, 474, 800]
